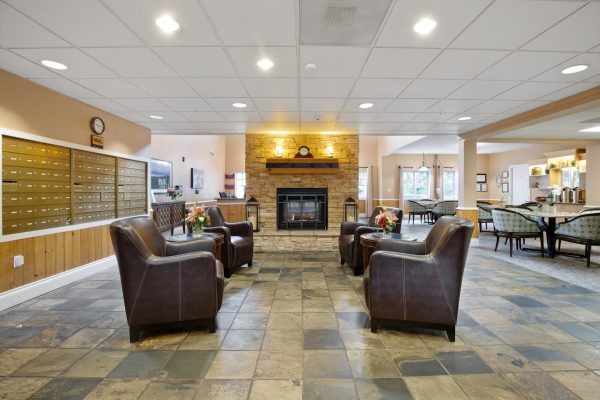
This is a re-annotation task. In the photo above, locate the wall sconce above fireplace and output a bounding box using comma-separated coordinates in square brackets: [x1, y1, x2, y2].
[326, 145, 334, 157]
[275, 145, 283, 158]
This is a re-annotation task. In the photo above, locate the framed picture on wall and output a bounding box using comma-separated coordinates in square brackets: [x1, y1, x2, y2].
[481, 183, 488, 192]
[150, 159, 172, 193]
[502, 171, 509, 178]
[476, 173, 487, 183]
[191, 168, 204, 189]
[476, 183, 482, 192]
[502, 182, 509, 193]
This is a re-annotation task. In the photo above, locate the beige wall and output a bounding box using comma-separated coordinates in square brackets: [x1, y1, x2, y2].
[0, 69, 150, 158]
[584, 142, 600, 206]
[151, 134, 226, 201]
[225, 134, 246, 173]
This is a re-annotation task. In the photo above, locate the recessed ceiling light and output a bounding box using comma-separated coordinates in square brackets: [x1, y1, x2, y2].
[358, 102, 374, 109]
[579, 125, 600, 133]
[458, 116, 471, 121]
[41, 60, 67, 70]
[304, 62, 317, 72]
[561, 64, 588, 75]
[155, 15, 180, 33]
[149, 115, 164, 120]
[257, 58, 274, 71]
[232, 102, 247, 108]
[413, 17, 437, 35]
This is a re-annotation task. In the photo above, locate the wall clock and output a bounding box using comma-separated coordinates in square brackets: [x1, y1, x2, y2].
[294, 145, 313, 158]
[90, 117, 105, 135]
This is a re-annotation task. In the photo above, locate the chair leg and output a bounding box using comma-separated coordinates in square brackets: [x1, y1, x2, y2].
[207, 318, 216, 333]
[586, 243, 592, 268]
[370, 318, 378, 333]
[446, 326, 455, 342]
[558, 240, 562, 252]
[340, 258, 345, 265]
[479, 222, 482, 233]
[540, 233, 544, 258]
[129, 327, 141, 343]
[495, 235, 500, 252]
[505, 237, 508, 245]
[248, 260, 252, 267]
[509, 236, 513, 257]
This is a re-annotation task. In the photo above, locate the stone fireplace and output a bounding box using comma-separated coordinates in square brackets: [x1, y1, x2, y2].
[277, 188, 327, 230]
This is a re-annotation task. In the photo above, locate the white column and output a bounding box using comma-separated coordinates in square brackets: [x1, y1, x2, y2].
[457, 138, 479, 238]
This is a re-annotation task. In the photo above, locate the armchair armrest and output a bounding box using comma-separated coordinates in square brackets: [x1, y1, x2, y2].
[341, 221, 367, 235]
[225, 221, 253, 237]
[204, 226, 232, 244]
[165, 239, 215, 256]
[376, 240, 427, 255]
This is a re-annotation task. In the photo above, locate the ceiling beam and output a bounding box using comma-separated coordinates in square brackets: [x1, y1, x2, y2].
[477, 138, 600, 145]
[460, 86, 600, 141]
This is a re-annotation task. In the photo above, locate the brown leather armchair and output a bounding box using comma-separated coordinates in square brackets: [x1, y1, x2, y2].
[364, 216, 474, 341]
[203, 206, 253, 278]
[110, 216, 224, 342]
[339, 206, 403, 276]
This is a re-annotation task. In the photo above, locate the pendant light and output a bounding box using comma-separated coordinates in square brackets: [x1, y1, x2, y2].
[419, 153, 428, 171]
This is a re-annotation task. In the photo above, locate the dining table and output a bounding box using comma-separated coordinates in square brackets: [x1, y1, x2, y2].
[417, 200, 437, 224]
[520, 209, 580, 257]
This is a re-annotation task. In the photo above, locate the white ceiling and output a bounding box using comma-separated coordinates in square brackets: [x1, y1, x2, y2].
[388, 135, 536, 155]
[0, 0, 599, 137]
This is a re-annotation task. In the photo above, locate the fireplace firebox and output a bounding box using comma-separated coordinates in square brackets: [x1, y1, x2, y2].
[277, 188, 327, 230]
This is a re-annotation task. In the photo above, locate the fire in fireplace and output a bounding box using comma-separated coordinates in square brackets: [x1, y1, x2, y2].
[277, 188, 327, 230]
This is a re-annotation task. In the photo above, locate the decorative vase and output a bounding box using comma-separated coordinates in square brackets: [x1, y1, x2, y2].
[186, 221, 194, 238]
[383, 226, 392, 238]
[194, 221, 203, 235]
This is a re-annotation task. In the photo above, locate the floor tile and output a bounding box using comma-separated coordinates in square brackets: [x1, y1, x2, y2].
[552, 322, 600, 342]
[82, 378, 149, 400]
[471, 345, 541, 373]
[205, 351, 258, 379]
[194, 379, 251, 400]
[512, 345, 586, 371]
[435, 350, 494, 374]
[398, 359, 447, 377]
[0, 348, 46, 376]
[0, 377, 51, 400]
[303, 379, 357, 400]
[248, 379, 301, 400]
[551, 342, 600, 369]
[550, 371, 600, 400]
[303, 313, 338, 330]
[28, 377, 101, 400]
[267, 313, 302, 330]
[340, 329, 385, 350]
[502, 372, 580, 400]
[404, 375, 469, 400]
[231, 313, 269, 330]
[453, 373, 524, 400]
[61, 349, 127, 378]
[354, 378, 413, 400]
[503, 295, 549, 308]
[303, 350, 353, 379]
[346, 350, 401, 378]
[335, 312, 370, 330]
[14, 349, 88, 377]
[138, 381, 199, 400]
[107, 351, 173, 379]
[254, 351, 302, 379]
[162, 350, 216, 379]
[303, 329, 344, 350]
[261, 329, 303, 351]
[221, 330, 264, 351]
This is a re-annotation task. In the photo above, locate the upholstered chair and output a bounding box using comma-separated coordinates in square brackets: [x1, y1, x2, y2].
[109, 216, 224, 342]
[407, 200, 429, 224]
[492, 209, 544, 257]
[476, 201, 493, 232]
[203, 206, 254, 278]
[339, 206, 403, 276]
[555, 212, 600, 267]
[431, 200, 458, 221]
[364, 216, 474, 341]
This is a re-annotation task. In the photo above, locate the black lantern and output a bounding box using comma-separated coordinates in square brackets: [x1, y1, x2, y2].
[246, 196, 260, 232]
[343, 197, 358, 222]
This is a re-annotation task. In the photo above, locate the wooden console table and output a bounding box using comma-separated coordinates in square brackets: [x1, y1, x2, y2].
[151, 201, 186, 235]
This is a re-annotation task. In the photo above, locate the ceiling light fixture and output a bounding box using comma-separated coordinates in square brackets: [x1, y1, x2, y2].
[232, 102, 247, 108]
[304, 62, 317, 72]
[149, 115, 164, 120]
[257, 58, 274, 71]
[419, 153, 428, 171]
[413, 17, 437, 35]
[358, 102, 374, 109]
[561, 64, 588, 75]
[579, 125, 600, 133]
[41, 60, 67, 70]
[458, 116, 471, 121]
[155, 15, 180, 33]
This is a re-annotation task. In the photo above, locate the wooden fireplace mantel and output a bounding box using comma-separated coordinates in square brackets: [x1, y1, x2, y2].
[265, 158, 340, 174]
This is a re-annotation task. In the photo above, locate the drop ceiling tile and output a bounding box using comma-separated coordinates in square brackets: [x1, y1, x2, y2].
[135, 112, 187, 122]
[522, 2, 600, 52]
[112, 111, 149, 123]
[300, 46, 369, 77]
[259, 111, 299, 122]
[73, 79, 149, 98]
[162, 122, 202, 130]
[205, 98, 256, 112]
[159, 97, 212, 112]
[83, 48, 175, 78]
[532, 53, 600, 82]
[102, 0, 219, 46]
[154, 47, 236, 77]
[447, 80, 520, 100]
[420, 49, 509, 79]
[344, 99, 393, 113]
[5, 0, 142, 46]
[426, 99, 483, 113]
[220, 112, 263, 122]
[364, 122, 405, 131]
[503, 100, 552, 115]
[202, 0, 295, 45]
[243, 77, 297, 97]
[301, 112, 338, 122]
[180, 112, 225, 122]
[451, 0, 582, 50]
[186, 78, 248, 97]
[384, 98, 438, 113]
[395, 123, 435, 131]
[350, 78, 412, 98]
[590, 45, 600, 53]
[377, 0, 490, 48]
[115, 98, 172, 112]
[139, 122, 168, 131]
[128, 78, 197, 97]
[466, 99, 527, 114]
[12, 48, 117, 78]
[431, 123, 467, 132]
[227, 47, 297, 77]
[299, 121, 335, 131]
[337, 113, 379, 123]
[195, 122, 236, 131]
[362, 48, 441, 78]
[410, 113, 457, 123]
[301, 98, 346, 111]
[30, 78, 102, 99]
[0, 49, 58, 79]
[79, 98, 131, 113]
[0, 3, 69, 48]
[253, 98, 298, 112]
[374, 113, 419, 123]
[539, 82, 598, 101]
[301, 78, 354, 98]
[399, 79, 467, 99]
[445, 114, 495, 123]
[477, 51, 576, 81]
[494, 81, 571, 100]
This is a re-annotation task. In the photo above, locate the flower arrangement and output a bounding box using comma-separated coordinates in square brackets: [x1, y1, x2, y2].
[186, 206, 210, 234]
[374, 209, 399, 236]
[166, 186, 183, 200]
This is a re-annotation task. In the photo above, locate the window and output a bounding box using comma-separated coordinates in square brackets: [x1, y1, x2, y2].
[234, 172, 246, 199]
[358, 167, 368, 200]
[402, 170, 429, 199]
[442, 170, 458, 199]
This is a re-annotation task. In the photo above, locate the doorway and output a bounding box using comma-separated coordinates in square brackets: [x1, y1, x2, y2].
[510, 164, 530, 205]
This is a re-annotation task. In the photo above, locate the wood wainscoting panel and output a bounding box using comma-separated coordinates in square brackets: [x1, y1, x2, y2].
[456, 208, 479, 239]
[0, 225, 114, 293]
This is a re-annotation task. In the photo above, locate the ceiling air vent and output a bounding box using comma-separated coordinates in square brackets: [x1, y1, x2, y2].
[300, 0, 393, 46]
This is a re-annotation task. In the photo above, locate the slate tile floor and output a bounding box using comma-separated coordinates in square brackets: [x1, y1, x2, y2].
[1, 248, 600, 399]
